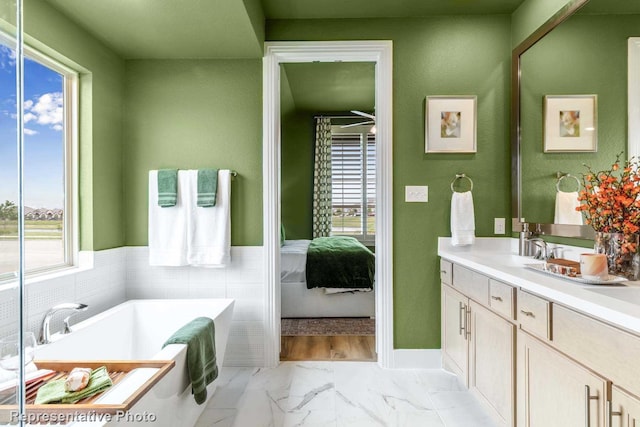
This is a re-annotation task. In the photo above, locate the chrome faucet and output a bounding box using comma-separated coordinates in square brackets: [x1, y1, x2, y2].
[39, 303, 88, 344]
[526, 237, 548, 260]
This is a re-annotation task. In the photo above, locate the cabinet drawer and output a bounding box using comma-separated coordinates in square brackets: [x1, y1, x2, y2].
[517, 289, 551, 340]
[553, 304, 640, 395]
[440, 259, 452, 285]
[489, 279, 515, 320]
[453, 264, 489, 305]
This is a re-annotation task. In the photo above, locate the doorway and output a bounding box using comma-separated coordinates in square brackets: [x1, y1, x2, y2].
[262, 41, 394, 367]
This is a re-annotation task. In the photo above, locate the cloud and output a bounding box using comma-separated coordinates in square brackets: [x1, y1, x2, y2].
[24, 92, 63, 131]
[24, 128, 38, 136]
[0, 46, 16, 72]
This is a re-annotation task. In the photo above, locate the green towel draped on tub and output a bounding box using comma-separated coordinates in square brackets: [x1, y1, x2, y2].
[163, 317, 218, 405]
[34, 366, 113, 404]
[197, 169, 218, 207]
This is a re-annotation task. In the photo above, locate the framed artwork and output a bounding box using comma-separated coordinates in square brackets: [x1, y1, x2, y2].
[543, 95, 597, 152]
[425, 95, 477, 153]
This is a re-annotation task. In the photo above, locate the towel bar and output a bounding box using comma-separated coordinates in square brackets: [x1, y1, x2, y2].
[450, 173, 473, 192]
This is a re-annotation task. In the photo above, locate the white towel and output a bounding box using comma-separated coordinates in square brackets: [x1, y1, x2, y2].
[187, 169, 231, 267]
[554, 191, 583, 225]
[451, 191, 475, 246]
[148, 170, 189, 266]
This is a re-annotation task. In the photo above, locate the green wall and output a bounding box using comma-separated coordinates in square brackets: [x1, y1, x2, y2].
[123, 59, 263, 246]
[511, 0, 574, 47]
[24, 0, 125, 251]
[268, 16, 512, 349]
[280, 67, 315, 239]
[521, 14, 637, 225]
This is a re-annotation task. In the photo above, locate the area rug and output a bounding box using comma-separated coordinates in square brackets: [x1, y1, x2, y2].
[281, 317, 375, 336]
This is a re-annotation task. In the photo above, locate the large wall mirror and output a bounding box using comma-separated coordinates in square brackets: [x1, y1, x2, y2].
[513, 0, 640, 239]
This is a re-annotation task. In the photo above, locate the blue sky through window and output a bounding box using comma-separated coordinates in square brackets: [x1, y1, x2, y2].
[0, 44, 64, 210]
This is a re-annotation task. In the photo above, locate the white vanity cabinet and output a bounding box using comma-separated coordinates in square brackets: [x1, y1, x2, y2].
[441, 283, 469, 384]
[610, 386, 640, 427]
[469, 300, 516, 427]
[517, 330, 606, 427]
[440, 261, 516, 427]
[439, 241, 640, 427]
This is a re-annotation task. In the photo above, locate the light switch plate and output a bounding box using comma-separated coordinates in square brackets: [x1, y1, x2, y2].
[494, 218, 506, 234]
[405, 186, 428, 202]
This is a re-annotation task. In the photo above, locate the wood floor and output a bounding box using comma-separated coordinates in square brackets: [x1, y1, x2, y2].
[280, 335, 376, 361]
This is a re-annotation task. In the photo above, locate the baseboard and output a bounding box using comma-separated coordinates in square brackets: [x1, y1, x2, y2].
[392, 349, 442, 369]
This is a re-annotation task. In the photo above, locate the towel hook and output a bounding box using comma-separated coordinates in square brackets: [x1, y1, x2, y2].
[555, 172, 581, 193]
[450, 173, 473, 193]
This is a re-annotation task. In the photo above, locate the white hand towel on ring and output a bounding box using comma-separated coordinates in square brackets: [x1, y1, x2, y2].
[451, 191, 475, 246]
[554, 191, 583, 225]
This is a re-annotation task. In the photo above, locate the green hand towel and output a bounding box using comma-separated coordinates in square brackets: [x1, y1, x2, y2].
[158, 169, 178, 207]
[163, 317, 217, 405]
[34, 366, 113, 404]
[197, 169, 218, 207]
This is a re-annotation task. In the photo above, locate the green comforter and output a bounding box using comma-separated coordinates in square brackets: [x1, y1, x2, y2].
[305, 236, 375, 289]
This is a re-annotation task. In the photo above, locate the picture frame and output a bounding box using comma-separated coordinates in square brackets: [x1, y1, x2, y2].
[425, 95, 477, 153]
[543, 95, 597, 152]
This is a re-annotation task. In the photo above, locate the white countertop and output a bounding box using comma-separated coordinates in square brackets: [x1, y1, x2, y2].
[438, 237, 640, 335]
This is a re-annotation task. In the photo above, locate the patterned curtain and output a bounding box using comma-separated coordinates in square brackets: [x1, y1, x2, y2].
[313, 117, 333, 238]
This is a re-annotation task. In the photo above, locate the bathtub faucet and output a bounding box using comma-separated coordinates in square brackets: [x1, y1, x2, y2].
[39, 303, 88, 344]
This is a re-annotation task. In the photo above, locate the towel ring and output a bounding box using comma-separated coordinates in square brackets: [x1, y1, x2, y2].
[556, 173, 581, 192]
[450, 173, 473, 193]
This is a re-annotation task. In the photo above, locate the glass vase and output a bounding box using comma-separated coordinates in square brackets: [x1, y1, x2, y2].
[593, 232, 640, 280]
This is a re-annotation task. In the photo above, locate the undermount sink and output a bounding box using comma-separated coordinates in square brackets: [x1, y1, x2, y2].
[586, 286, 640, 306]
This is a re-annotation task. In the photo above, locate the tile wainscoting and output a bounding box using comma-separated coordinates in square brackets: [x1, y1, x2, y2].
[0, 246, 265, 367]
[0, 248, 127, 340]
[125, 246, 265, 367]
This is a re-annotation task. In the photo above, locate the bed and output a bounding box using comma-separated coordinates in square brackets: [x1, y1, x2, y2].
[280, 237, 376, 318]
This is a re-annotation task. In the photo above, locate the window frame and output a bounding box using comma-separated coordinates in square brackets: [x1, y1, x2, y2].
[330, 124, 376, 244]
[0, 33, 79, 280]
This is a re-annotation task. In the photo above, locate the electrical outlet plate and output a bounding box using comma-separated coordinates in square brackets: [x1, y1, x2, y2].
[405, 186, 428, 202]
[494, 218, 506, 234]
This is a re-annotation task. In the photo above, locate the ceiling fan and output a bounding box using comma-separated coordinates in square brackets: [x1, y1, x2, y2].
[340, 110, 375, 129]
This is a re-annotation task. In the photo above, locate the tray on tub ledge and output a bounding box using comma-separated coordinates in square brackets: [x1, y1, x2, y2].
[0, 359, 174, 422]
[525, 263, 628, 285]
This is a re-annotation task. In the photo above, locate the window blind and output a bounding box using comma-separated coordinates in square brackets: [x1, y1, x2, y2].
[331, 132, 376, 240]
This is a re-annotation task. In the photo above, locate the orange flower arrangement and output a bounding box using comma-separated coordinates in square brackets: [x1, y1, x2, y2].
[577, 155, 640, 237]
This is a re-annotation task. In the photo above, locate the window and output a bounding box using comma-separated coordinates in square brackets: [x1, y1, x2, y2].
[0, 37, 77, 279]
[330, 125, 376, 243]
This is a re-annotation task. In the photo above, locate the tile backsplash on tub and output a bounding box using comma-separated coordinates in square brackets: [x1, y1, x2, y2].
[125, 246, 265, 367]
[0, 246, 265, 367]
[0, 247, 127, 340]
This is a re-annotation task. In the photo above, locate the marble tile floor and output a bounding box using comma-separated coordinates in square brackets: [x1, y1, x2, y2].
[195, 362, 498, 427]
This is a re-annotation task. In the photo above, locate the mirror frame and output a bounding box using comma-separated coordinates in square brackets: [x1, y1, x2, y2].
[511, 0, 594, 239]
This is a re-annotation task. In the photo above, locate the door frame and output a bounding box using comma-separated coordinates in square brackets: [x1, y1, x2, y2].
[262, 40, 394, 367]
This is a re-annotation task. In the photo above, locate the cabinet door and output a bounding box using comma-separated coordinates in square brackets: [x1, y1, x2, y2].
[442, 284, 468, 385]
[517, 331, 606, 427]
[469, 301, 515, 427]
[610, 386, 640, 427]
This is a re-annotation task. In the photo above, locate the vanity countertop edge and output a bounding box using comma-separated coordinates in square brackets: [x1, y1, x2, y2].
[438, 237, 640, 335]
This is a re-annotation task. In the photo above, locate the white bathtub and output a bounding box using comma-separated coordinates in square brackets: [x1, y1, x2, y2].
[34, 299, 235, 427]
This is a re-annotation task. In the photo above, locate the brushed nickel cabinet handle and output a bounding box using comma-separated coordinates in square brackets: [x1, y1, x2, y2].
[466, 306, 471, 338]
[607, 400, 622, 427]
[584, 385, 599, 427]
[491, 296, 503, 302]
[459, 302, 466, 337]
[520, 310, 535, 318]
